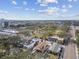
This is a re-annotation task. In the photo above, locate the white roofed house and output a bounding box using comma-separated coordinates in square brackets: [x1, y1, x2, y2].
[23, 38, 41, 49]
[49, 42, 65, 55]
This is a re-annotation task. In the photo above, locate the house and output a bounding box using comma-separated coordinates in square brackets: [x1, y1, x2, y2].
[23, 38, 41, 49]
[32, 40, 51, 53]
[23, 37, 65, 55]
[48, 36, 64, 42]
[48, 37, 58, 42]
[50, 42, 65, 54]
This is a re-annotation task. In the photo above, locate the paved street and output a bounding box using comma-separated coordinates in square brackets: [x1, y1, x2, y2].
[63, 43, 77, 59]
[63, 24, 78, 59]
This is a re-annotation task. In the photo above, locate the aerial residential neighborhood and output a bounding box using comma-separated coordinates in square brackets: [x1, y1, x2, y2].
[0, 19, 79, 59]
[0, 0, 79, 59]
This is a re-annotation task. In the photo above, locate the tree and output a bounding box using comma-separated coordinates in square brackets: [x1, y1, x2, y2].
[76, 30, 79, 45]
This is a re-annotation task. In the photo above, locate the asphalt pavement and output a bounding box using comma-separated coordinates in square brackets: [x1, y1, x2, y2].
[63, 43, 77, 59]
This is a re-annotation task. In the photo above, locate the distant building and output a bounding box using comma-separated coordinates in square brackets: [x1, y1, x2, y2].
[0, 19, 9, 28]
[2, 21, 9, 28]
[0, 19, 4, 29]
[0, 29, 19, 36]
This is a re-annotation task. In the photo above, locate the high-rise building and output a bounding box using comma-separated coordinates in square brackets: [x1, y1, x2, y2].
[0, 19, 9, 28]
[2, 21, 9, 28]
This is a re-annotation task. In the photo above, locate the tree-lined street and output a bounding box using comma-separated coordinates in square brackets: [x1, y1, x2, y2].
[63, 23, 78, 59]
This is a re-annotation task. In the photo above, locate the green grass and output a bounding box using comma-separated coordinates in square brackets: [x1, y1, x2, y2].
[78, 48, 79, 54]
[1, 49, 58, 59]
[49, 54, 58, 59]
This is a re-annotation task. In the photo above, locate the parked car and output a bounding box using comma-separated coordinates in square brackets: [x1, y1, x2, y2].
[58, 47, 65, 59]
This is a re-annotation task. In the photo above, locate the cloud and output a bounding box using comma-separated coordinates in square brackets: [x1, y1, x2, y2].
[38, 9, 47, 12]
[25, 8, 35, 11]
[61, 8, 68, 13]
[75, 14, 79, 17]
[25, 8, 29, 11]
[38, 7, 59, 15]
[25, 7, 36, 11]
[62, 4, 72, 9]
[15, 6, 22, 9]
[46, 0, 58, 3]
[62, 5, 66, 8]
[47, 7, 59, 14]
[68, 0, 73, 2]
[37, 0, 58, 4]
[68, 0, 77, 2]
[12, 0, 17, 5]
[38, 7, 68, 15]
[73, 0, 77, 2]
[68, 4, 72, 8]
[0, 10, 8, 14]
[31, 8, 35, 11]
[40, 4, 48, 6]
[23, 1, 27, 5]
[68, 14, 79, 20]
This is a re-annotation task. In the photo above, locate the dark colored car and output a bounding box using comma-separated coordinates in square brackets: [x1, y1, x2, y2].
[58, 47, 65, 59]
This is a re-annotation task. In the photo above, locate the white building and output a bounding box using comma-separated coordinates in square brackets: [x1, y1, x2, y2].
[0, 29, 19, 36]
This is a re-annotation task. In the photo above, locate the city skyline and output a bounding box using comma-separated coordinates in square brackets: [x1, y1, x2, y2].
[0, 0, 79, 20]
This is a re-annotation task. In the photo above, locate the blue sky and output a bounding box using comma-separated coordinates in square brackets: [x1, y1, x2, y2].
[0, 0, 79, 20]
